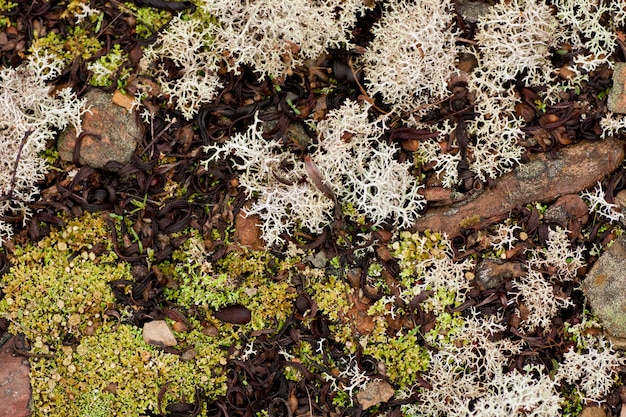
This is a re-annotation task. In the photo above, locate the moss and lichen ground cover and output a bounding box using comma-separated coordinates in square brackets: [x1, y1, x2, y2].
[0, 212, 438, 415]
[1, 208, 622, 416]
[2, 0, 626, 416]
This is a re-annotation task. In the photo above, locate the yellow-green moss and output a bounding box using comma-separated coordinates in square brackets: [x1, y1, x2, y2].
[119, 2, 172, 38]
[0, 212, 122, 353]
[30, 319, 232, 417]
[307, 275, 350, 323]
[364, 327, 429, 387]
[0, 214, 467, 414]
[0, 0, 16, 29]
[165, 241, 297, 332]
[390, 229, 448, 283]
[32, 27, 102, 65]
[0, 213, 232, 416]
[242, 278, 296, 331]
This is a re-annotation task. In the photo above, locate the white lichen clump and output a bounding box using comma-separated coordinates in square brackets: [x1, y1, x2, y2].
[512, 268, 573, 334]
[0, 49, 85, 245]
[600, 113, 626, 138]
[509, 226, 584, 333]
[204, 100, 424, 247]
[312, 100, 425, 228]
[140, 14, 222, 120]
[526, 226, 586, 280]
[553, 0, 626, 62]
[199, 0, 367, 79]
[555, 1, 626, 131]
[581, 182, 626, 224]
[361, 0, 458, 115]
[405, 311, 561, 417]
[395, 222, 621, 416]
[415, 0, 561, 184]
[203, 114, 334, 246]
[467, 0, 558, 181]
[555, 337, 624, 403]
[472, 0, 559, 89]
[140, 1, 367, 118]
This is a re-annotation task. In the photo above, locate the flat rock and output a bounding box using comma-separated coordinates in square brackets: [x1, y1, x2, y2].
[413, 138, 624, 237]
[455, 0, 492, 23]
[582, 235, 626, 343]
[608, 63, 626, 114]
[233, 210, 264, 250]
[58, 89, 139, 169]
[580, 406, 607, 417]
[356, 379, 394, 410]
[142, 320, 177, 347]
[0, 337, 31, 417]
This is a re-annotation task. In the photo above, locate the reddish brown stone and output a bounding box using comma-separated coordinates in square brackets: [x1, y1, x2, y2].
[0, 337, 31, 417]
[544, 194, 589, 239]
[418, 186, 453, 203]
[413, 138, 625, 237]
[356, 379, 395, 410]
[58, 90, 139, 169]
[233, 211, 265, 250]
[111, 89, 135, 110]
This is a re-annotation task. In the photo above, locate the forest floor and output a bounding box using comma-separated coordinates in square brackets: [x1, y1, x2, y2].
[1, 1, 626, 417]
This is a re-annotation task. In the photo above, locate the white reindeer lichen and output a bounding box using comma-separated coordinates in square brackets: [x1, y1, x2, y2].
[0, 49, 85, 245]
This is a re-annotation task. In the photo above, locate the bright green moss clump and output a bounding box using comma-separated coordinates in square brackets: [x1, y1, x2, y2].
[0, 0, 16, 29]
[32, 27, 102, 65]
[365, 327, 430, 387]
[120, 2, 172, 38]
[308, 275, 350, 323]
[0, 213, 231, 416]
[0, 212, 122, 353]
[88, 44, 130, 88]
[164, 234, 297, 331]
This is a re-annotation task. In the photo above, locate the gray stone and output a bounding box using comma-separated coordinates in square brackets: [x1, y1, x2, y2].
[608, 63, 626, 114]
[305, 250, 327, 268]
[58, 89, 139, 169]
[142, 320, 177, 347]
[582, 236, 626, 341]
[455, 0, 492, 23]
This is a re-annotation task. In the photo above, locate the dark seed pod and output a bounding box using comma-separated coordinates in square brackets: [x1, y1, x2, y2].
[360, 355, 378, 375]
[214, 304, 251, 324]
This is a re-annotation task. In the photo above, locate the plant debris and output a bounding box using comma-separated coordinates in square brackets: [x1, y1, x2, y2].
[1, 1, 626, 417]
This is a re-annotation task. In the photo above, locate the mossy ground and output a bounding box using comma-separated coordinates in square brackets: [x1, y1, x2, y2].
[1, 0, 625, 415]
[0, 213, 232, 415]
[0, 213, 448, 416]
[0, 207, 616, 416]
